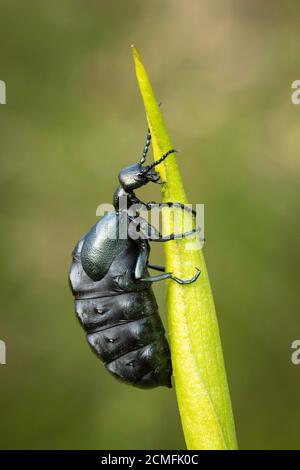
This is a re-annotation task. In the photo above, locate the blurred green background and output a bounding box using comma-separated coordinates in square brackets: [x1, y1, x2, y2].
[0, 0, 300, 450]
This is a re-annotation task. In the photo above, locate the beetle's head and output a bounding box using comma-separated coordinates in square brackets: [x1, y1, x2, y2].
[118, 163, 160, 191]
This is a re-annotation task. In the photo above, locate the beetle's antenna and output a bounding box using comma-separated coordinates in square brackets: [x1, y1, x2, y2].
[140, 102, 162, 165]
[140, 128, 151, 164]
[143, 148, 180, 173]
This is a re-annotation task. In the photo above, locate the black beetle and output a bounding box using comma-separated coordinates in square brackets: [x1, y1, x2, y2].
[69, 128, 200, 388]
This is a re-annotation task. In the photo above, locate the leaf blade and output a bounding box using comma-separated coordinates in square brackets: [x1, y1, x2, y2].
[133, 46, 238, 450]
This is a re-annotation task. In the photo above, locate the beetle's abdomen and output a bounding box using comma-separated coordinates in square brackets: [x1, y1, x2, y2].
[69, 233, 172, 389]
[76, 290, 171, 388]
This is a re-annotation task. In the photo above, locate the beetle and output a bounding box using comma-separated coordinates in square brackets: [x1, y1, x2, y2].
[69, 128, 200, 389]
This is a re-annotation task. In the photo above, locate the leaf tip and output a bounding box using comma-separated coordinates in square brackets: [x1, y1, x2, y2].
[131, 45, 141, 63]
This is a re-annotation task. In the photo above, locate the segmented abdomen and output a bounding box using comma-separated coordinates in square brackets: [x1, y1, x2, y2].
[69, 231, 172, 389]
[75, 289, 172, 388]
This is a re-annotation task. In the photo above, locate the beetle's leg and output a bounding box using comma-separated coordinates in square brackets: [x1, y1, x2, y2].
[145, 201, 196, 217]
[140, 128, 151, 164]
[134, 240, 150, 280]
[148, 227, 201, 242]
[129, 216, 201, 243]
[133, 227, 199, 281]
[147, 263, 165, 272]
[140, 268, 200, 285]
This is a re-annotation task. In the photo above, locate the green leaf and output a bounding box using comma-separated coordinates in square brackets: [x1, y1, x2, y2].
[132, 46, 238, 450]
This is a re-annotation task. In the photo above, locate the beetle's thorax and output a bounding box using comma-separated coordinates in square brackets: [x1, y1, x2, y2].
[113, 186, 139, 211]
